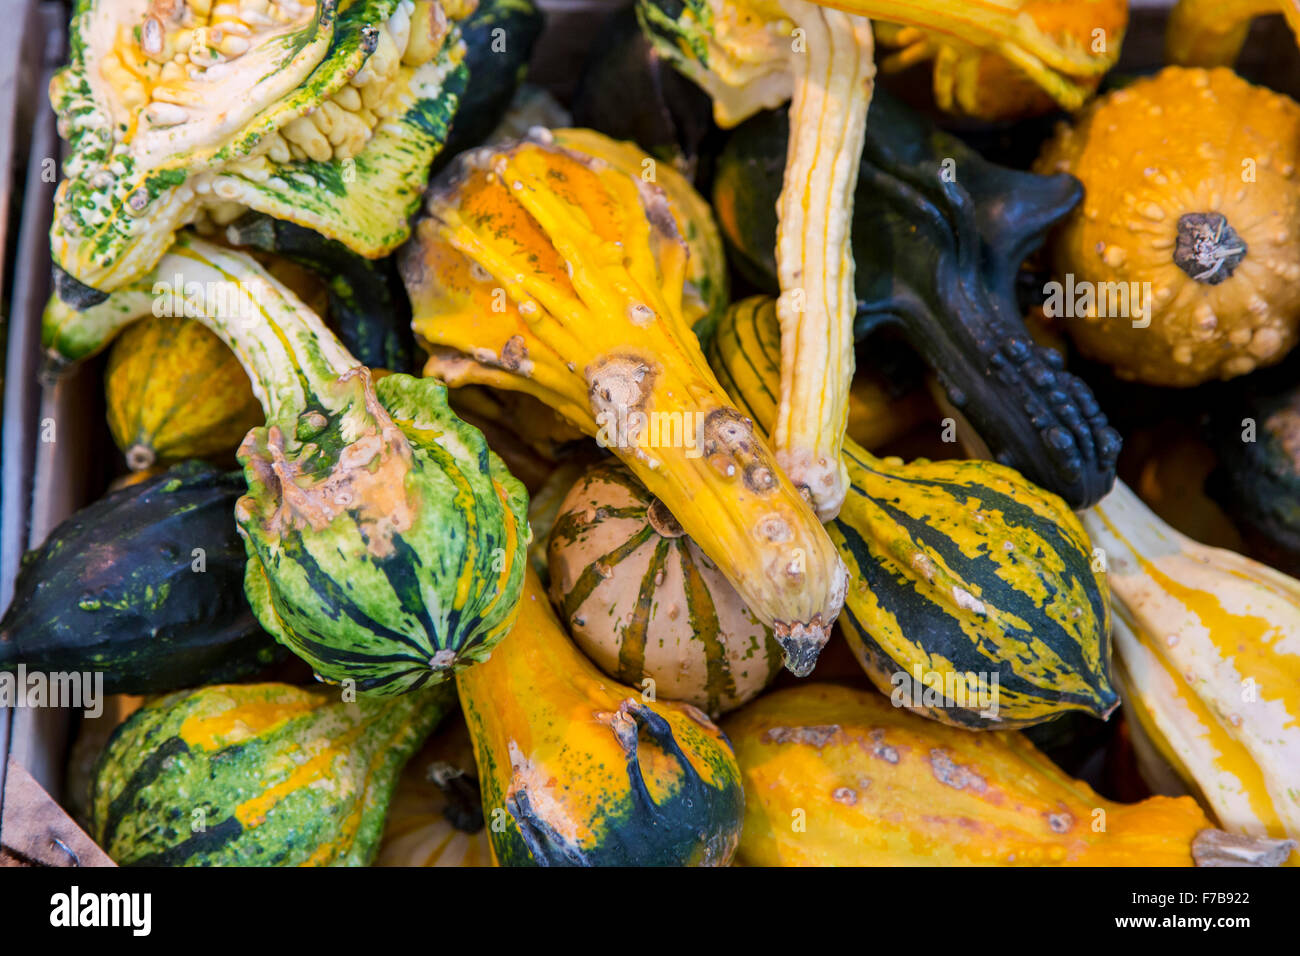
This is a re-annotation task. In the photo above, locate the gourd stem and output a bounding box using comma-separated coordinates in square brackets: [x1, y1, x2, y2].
[772, 0, 873, 521]
[1174, 212, 1248, 285]
[45, 234, 360, 430]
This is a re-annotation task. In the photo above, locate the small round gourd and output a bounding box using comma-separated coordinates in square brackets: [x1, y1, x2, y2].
[547, 462, 782, 716]
[104, 314, 262, 470]
[1035, 67, 1300, 385]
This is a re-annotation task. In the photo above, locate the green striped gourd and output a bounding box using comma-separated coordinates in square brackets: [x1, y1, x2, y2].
[44, 234, 530, 695]
[92, 683, 453, 866]
[710, 297, 1115, 728]
[548, 461, 783, 716]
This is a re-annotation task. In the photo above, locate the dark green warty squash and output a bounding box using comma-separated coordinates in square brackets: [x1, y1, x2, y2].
[0, 462, 280, 694]
[712, 298, 1117, 729]
[43, 235, 531, 696]
[711, 91, 1122, 510]
[92, 682, 453, 866]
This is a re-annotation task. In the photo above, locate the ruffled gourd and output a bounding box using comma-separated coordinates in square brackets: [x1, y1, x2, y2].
[873, 0, 1128, 121]
[401, 133, 847, 676]
[457, 570, 745, 866]
[47, 0, 505, 300]
[92, 682, 453, 865]
[1080, 480, 1300, 864]
[725, 683, 1295, 866]
[636, 0, 1118, 519]
[44, 233, 530, 695]
[712, 298, 1116, 728]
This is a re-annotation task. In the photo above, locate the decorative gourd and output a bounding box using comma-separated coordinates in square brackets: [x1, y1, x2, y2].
[844, 362, 933, 451]
[1079, 480, 1300, 863]
[872, 0, 1128, 121]
[550, 127, 729, 346]
[713, 298, 1116, 728]
[402, 134, 846, 676]
[44, 234, 530, 696]
[548, 462, 783, 716]
[637, 0, 1118, 520]
[0, 461, 281, 694]
[49, 0, 477, 300]
[65, 695, 144, 831]
[1204, 373, 1300, 575]
[1034, 67, 1300, 386]
[456, 570, 745, 866]
[105, 314, 262, 470]
[711, 93, 1121, 509]
[1166, 0, 1300, 68]
[724, 683, 1295, 866]
[376, 714, 492, 866]
[92, 682, 453, 866]
[224, 212, 419, 373]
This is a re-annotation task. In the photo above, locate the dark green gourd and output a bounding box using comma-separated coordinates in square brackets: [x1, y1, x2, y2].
[0, 461, 280, 694]
[711, 91, 1122, 510]
[92, 682, 453, 866]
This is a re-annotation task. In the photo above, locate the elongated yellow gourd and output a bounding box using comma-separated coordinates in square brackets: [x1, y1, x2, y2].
[1081, 480, 1300, 864]
[726, 683, 1294, 866]
[402, 134, 847, 675]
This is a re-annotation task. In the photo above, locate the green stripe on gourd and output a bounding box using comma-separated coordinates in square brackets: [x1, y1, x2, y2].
[44, 233, 530, 696]
[711, 297, 1116, 728]
[92, 682, 453, 866]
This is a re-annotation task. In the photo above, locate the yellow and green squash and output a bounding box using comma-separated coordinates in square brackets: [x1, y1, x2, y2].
[92, 682, 454, 866]
[712, 298, 1116, 728]
[456, 569, 745, 866]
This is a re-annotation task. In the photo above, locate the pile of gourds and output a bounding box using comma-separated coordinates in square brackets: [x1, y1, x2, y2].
[4, 0, 1300, 867]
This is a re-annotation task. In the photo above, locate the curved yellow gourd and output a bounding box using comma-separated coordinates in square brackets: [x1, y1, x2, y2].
[725, 683, 1294, 866]
[403, 134, 847, 675]
[1081, 480, 1300, 865]
[455, 570, 745, 866]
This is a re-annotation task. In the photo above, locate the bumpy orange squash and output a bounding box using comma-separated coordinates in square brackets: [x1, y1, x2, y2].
[1036, 67, 1300, 385]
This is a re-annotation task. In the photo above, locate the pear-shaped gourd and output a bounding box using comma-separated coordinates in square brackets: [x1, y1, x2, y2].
[44, 233, 530, 695]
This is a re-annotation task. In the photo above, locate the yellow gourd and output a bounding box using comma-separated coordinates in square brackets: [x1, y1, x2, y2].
[726, 683, 1295, 866]
[1035, 67, 1300, 385]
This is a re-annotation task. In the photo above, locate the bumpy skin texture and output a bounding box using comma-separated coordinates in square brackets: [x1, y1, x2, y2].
[49, 0, 471, 295]
[724, 684, 1215, 866]
[1035, 67, 1300, 386]
[0, 462, 280, 694]
[712, 92, 1120, 510]
[44, 235, 531, 696]
[457, 571, 745, 867]
[105, 315, 262, 469]
[547, 462, 783, 716]
[1081, 481, 1300, 864]
[402, 134, 847, 676]
[713, 299, 1116, 728]
[874, 0, 1128, 121]
[92, 683, 452, 866]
